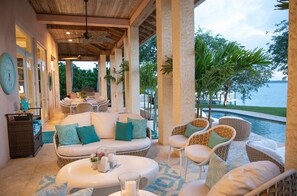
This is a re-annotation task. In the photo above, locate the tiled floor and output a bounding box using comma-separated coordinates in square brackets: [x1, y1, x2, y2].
[0, 111, 266, 196]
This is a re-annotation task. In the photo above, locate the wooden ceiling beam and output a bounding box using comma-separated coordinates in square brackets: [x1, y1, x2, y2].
[37, 14, 130, 28]
[130, 0, 156, 27]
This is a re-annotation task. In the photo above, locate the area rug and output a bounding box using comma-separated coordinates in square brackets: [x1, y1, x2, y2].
[37, 162, 184, 195]
[42, 131, 55, 144]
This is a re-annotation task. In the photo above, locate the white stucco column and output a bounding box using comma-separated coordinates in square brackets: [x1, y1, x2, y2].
[128, 27, 140, 114]
[171, 0, 195, 125]
[110, 55, 116, 110]
[65, 59, 72, 96]
[115, 48, 124, 112]
[97, 59, 100, 92]
[124, 37, 130, 110]
[156, 0, 174, 144]
[100, 55, 107, 98]
[286, 0, 297, 170]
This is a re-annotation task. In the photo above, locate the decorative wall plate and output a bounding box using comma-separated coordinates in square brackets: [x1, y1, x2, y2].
[0, 53, 17, 94]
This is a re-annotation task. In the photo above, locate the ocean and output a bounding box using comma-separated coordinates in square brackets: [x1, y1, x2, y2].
[234, 81, 287, 108]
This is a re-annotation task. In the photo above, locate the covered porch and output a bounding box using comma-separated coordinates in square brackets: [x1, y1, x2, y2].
[0, 0, 297, 194]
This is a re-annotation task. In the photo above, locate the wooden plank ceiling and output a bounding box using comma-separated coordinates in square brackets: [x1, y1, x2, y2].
[28, 0, 202, 61]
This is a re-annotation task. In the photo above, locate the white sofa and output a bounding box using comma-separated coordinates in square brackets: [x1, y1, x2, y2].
[53, 112, 152, 167]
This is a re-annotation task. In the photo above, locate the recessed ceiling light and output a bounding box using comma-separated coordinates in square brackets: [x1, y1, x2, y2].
[68, 39, 73, 42]
[66, 32, 71, 35]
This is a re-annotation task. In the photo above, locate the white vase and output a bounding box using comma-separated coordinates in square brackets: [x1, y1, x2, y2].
[91, 161, 98, 170]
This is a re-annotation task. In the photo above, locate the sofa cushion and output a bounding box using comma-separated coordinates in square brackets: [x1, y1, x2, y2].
[207, 161, 281, 196]
[61, 112, 91, 127]
[91, 112, 119, 139]
[76, 125, 100, 145]
[55, 123, 80, 145]
[119, 113, 144, 123]
[184, 124, 204, 138]
[179, 180, 209, 196]
[249, 141, 284, 164]
[208, 131, 229, 149]
[128, 118, 147, 139]
[57, 138, 151, 157]
[115, 121, 133, 141]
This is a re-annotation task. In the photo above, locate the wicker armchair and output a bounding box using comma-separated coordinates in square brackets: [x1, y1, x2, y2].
[98, 100, 110, 112]
[168, 118, 210, 175]
[246, 140, 285, 172]
[246, 169, 297, 196]
[219, 116, 251, 140]
[184, 125, 236, 180]
[76, 102, 93, 113]
[60, 103, 70, 117]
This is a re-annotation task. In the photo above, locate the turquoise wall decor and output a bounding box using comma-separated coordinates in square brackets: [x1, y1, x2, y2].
[0, 53, 17, 94]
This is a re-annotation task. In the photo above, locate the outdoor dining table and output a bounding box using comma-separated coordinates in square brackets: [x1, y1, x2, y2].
[70, 98, 99, 114]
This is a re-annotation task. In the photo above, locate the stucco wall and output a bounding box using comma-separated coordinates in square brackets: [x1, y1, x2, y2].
[0, 0, 58, 168]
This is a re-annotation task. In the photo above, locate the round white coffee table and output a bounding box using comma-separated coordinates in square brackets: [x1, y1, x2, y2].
[55, 155, 159, 195]
[109, 190, 157, 196]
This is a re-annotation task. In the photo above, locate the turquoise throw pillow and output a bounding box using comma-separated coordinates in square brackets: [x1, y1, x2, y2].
[208, 131, 229, 149]
[76, 125, 100, 145]
[128, 118, 147, 139]
[55, 123, 80, 145]
[115, 121, 133, 141]
[34, 182, 67, 196]
[184, 124, 204, 138]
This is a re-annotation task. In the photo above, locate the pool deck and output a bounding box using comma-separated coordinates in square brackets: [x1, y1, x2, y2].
[210, 108, 286, 123]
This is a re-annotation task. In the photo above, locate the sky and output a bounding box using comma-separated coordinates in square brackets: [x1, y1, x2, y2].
[76, 0, 288, 80]
[194, 0, 288, 80]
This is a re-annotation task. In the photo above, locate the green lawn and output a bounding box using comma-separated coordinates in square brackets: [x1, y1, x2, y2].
[203, 104, 287, 117]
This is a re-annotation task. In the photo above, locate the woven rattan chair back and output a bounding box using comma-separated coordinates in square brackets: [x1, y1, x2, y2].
[76, 102, 93, 113]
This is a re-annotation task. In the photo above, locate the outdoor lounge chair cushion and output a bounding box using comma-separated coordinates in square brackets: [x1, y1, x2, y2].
[207, 161, 280, 196]
[57, 138, 151, 157]
[185, 145, 212, 163]
[168, 135, 188, 148]
[179, 180, 209, 196]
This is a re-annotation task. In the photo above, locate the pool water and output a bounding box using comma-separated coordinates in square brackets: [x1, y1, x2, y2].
[209, 111, 286, 144]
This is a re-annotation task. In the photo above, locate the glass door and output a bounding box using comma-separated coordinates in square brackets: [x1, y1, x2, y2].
[37, 45, 49, 122]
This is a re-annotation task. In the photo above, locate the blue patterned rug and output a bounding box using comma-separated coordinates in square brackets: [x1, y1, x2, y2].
[42, 131, 55, 144]
[38, 163, 184, 195]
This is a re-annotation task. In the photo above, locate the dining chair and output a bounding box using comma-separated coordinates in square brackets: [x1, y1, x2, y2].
[168, 118, 209, 175]
[76, 102, 93, 113]
[98, 100, 110, 112]
[184, 125, 236, 180]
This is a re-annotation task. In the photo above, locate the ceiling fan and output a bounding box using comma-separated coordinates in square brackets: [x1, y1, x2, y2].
[65, 0, 114, 44]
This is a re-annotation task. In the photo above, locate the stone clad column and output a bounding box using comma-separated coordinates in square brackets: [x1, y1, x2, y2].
[128, 27, 140, 114]
[124, 37, 130, 110]
[115, 48, 124, 112]
[110, 55, 116, 111]
[100, 55, 107, 98]
[171, 0, 195, 125]
[286, 0, 297, 170]
[65, 59, 72, 96]
[156, 0, 173, 144]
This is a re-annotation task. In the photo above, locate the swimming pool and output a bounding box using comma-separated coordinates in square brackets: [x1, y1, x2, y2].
[207, 111, 286, 144]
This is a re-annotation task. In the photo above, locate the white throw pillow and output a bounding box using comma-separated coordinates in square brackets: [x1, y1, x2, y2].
[207, 161, 280, 196]
[60, 112, 91, 127]
[91, 112, 119, 139]
[119, 113, 143, 123]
